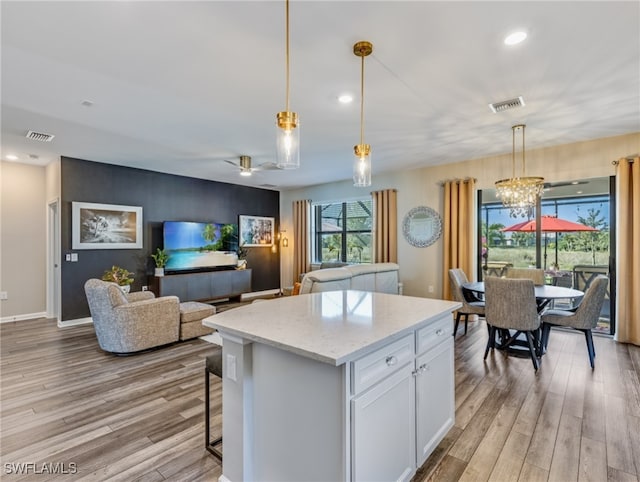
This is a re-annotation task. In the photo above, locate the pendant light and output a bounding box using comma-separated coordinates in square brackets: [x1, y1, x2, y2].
[275, 0, 300, 169]
[353, 41, 373, 187]
[495, 124, 544, 218]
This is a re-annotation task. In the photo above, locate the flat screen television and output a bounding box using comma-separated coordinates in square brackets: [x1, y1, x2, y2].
[163, 221, 238, 272]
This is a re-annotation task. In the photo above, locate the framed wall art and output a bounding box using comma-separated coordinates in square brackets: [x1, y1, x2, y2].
[72, 202, 143, 249]
[239, 215, 274, 247]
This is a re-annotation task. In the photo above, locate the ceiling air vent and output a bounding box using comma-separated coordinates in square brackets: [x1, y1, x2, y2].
[488, 96, 525, 113]
[26, 130, 55, 142]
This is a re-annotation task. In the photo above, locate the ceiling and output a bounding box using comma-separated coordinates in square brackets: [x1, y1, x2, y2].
[1, 1, 639, 191]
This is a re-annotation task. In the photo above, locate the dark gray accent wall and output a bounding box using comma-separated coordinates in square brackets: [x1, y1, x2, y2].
[61, 157, 280, 321]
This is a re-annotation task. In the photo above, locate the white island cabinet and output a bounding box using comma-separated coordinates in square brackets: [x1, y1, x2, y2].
[203, 290, 460, 482]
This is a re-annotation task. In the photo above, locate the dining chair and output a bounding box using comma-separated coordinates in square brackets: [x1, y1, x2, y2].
[541, 275, 608, 369]
[505, 267, 546, 285]
[448, 268, 485, 337]
[484, 277, 542, 371]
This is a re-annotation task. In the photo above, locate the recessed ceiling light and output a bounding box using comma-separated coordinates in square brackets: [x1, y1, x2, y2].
[81, 99, 94, 107]
[6, 154, 18, 161]
[576, 190, 583, 194]
[338, 94, 353, 104]
[504, 31, 527, 46]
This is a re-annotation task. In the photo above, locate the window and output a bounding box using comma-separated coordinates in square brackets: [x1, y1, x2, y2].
[313, 199, 372, 264]
[478, 176, 614, 335]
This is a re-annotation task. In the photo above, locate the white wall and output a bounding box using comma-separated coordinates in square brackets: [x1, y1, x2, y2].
[0, 161, 47, 320]
[280, 132, 640, 299]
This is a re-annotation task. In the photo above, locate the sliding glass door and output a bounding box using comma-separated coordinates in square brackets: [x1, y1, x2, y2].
[478, 177, 615, 335]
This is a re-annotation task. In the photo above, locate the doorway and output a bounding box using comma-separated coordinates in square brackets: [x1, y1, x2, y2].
[478, 177, 615, 335]
[47, 199, 60, 321]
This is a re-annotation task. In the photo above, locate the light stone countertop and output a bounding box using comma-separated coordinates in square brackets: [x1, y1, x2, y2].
[203, 290, 461, 366]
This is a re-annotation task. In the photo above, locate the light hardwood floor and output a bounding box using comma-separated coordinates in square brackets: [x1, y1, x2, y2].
[1, 316, 639, 481]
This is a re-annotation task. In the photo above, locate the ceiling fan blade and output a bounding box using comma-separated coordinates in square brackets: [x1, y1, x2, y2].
[223, 159, 239, 167]
[254, 162, 282, 171]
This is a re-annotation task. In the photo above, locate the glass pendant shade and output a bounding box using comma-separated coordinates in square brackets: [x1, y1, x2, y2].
[276, 111, 300, 169]
[353, 144, 371, 187]
[275, 0, 300, 170]
[353, 41, 373, 187]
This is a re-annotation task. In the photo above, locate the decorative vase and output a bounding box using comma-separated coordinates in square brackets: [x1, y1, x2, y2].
[155, 267, 165, 277]
[119, 285, 131, 294]
[237, 259, 247, 270]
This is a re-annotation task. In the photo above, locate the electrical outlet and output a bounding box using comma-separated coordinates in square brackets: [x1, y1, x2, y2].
[428, 285, 434, 293]
[142, 286, 148, 291]
[0, 291, 7, 300]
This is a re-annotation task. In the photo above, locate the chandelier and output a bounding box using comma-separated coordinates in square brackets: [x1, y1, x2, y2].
[495, 124, 544, 218]
[353, 41, 373, 187]
[275, 0, 300, 169]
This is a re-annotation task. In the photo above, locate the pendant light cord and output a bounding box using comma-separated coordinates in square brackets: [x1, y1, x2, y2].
[512, 125, 516, 179]
[360, 53, 365, 145]
[285, 0, 290, 113]
[521, 125, 526, 176]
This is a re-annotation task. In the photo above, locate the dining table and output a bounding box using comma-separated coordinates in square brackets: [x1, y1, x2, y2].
[462, 281, 584, 313]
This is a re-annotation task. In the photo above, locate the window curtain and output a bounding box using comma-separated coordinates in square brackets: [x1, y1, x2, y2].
[615, 157, 640, 346]
[442, 179, 476, 300]
[292, 199, 311, 283]
[372, 189, 398, 263]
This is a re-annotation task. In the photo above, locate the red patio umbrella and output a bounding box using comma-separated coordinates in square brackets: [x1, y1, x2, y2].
[502, 215, 597, 268]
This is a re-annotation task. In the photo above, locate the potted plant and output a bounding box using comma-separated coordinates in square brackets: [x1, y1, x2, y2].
[236, 243, 250, 270]
[101, 265, 134, 293]
[151, 248, 170, 277]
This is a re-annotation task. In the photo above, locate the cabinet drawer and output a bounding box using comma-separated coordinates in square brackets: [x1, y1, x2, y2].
[352, 334, 414, 395]
[416, 315, 451, 355]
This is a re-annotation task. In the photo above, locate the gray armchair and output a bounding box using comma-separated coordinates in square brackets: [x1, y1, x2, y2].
[541, 275, 608, 369]
[484, 277, 541, 371]
[448, 268, 485, 337]
[84, 278, 180, 354]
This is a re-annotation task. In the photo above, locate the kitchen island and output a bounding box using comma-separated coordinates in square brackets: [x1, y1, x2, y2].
[203, 290, 461, 482]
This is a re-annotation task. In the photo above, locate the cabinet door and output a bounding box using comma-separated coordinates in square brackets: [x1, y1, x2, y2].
[352, 364, 416, 482]
[158, 274, 188, 300]
[415, 337, 454, 465]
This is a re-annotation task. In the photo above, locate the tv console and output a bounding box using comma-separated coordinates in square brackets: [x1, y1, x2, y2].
[149, 269, 252, 303]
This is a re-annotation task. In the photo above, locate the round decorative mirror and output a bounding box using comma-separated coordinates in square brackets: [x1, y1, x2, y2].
[402, 206, 442, 247]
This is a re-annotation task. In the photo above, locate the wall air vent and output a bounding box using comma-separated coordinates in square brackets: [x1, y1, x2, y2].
[26, 130, 55, 142]
[488, 96, 525, 113]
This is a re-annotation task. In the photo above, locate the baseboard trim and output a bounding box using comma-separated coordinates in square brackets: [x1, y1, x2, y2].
[241, 289, 280, 300]
[58, 317, 93, 328]
[0, 311, 47, 323]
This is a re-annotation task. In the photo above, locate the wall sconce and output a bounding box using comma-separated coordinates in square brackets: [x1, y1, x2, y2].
[272, 231, 288, 253]
[278, 230, 289, 247]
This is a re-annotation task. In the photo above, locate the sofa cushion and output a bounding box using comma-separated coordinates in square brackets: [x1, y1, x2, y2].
[292, 282, 302, 295]
[179, 301, 216, 322]
[299, 263, 400, 295]
[300, 267, 352, 293]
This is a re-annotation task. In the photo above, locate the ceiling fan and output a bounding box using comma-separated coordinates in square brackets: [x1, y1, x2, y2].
[223, 155, 281, 176]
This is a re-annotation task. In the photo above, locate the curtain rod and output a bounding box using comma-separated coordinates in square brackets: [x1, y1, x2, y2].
[438, 177, 477, 186]
[611, 156, 637, 165]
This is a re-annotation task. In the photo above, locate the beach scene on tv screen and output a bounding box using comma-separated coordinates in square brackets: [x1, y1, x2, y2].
[164, 222, 237, 270]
